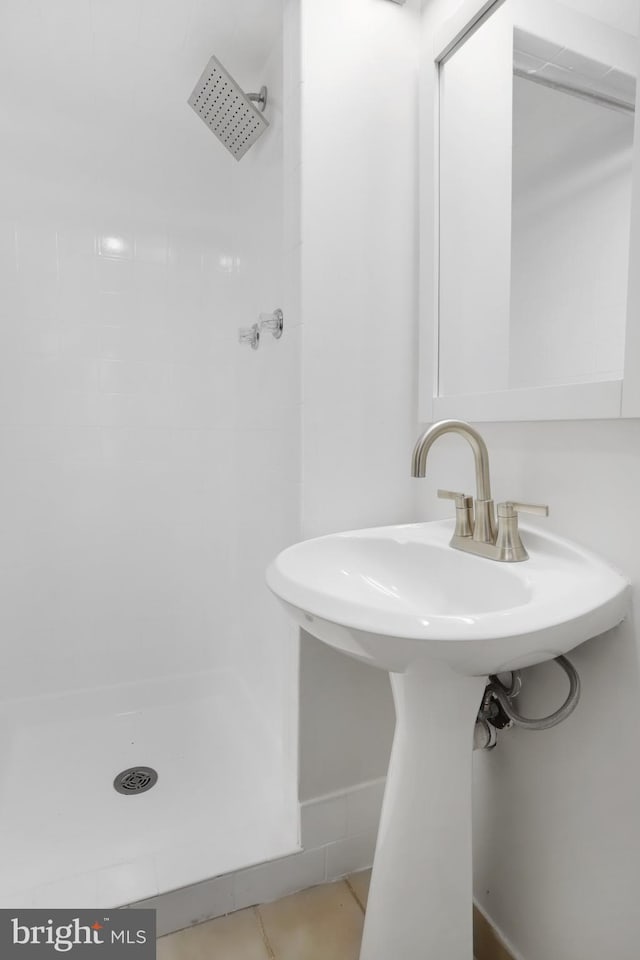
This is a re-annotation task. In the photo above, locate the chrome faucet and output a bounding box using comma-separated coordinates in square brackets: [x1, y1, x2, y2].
[411, 419, 548, 562]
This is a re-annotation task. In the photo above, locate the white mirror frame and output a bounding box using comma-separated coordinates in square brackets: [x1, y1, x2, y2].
[418, 0, 640, 422]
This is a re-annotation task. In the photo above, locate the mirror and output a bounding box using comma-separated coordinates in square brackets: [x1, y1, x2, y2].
[434, 0, 639, 419]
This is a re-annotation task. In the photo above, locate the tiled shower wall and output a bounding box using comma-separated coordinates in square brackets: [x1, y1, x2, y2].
[0, 0, 299, 757]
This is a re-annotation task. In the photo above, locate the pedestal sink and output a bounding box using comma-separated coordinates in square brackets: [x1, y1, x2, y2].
[266, 519, 629, 960]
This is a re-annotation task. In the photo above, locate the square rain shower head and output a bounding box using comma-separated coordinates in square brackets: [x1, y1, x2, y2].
[188, 55, 269, 161]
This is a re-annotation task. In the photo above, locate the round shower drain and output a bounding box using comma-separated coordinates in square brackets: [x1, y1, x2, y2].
[113, 766, 158, 796]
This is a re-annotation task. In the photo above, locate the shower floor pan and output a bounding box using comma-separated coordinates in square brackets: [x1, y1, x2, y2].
[0, 671, 298, 908]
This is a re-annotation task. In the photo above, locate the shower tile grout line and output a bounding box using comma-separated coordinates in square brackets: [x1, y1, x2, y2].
[343, 877, 366, 914]
[254, 905, 276, 959]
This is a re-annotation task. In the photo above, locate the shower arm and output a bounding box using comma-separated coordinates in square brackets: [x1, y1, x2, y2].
[247, 86, 268, 111]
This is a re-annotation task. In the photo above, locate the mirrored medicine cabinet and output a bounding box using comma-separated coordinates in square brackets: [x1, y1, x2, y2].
[420, 0, 640, 421]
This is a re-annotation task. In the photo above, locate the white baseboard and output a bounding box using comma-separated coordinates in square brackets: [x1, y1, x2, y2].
[474, 900, 526, 960]
[129, 778, 385, 937]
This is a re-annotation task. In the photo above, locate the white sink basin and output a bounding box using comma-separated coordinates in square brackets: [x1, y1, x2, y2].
[267, 520, 629, 960]
[266, 519, 629, 676]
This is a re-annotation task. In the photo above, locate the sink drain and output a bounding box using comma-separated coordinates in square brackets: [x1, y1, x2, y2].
[113, 766, 158, 796]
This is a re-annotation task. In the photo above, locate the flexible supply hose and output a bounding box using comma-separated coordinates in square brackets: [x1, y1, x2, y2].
[486, 655, 580, 730]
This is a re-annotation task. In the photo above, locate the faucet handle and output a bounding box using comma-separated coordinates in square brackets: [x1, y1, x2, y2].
[438, 489, 473, 508]
[437, 489, 474, 538]
[495, 501, 548, 562]
[498, 501, 549, 518]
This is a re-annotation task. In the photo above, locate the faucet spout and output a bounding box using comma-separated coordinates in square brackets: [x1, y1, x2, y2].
[412, 420, 546, 560]
[411, 419, 492, 501]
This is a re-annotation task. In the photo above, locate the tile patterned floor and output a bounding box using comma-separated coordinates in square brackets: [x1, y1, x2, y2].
[157, 870, 485, 960]
[157, 870, 372, 960]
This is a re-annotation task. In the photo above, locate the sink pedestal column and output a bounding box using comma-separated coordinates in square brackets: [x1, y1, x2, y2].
[359, 658, 487, 960]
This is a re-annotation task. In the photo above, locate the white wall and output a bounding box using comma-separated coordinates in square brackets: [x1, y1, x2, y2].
[414, 422, 640, 960]
[0, 0, 298, 762]
[297, 0, 420, 800]
[226, 22, 302, 753]
[419, 1, 640, 958]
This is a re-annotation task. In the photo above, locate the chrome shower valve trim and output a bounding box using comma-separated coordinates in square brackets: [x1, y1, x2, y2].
[239, 323, 260, 350]
[259, 308, 284, 339]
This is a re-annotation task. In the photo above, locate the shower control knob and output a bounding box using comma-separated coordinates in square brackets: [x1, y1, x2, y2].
[239, 323, 260, 350]
[259, 308, 284, 339]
